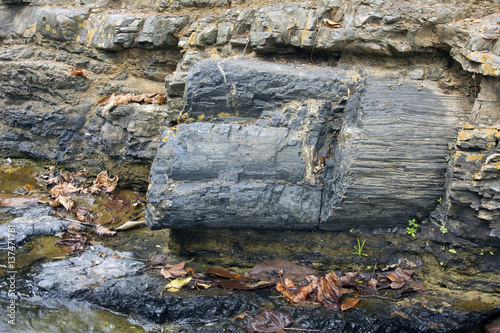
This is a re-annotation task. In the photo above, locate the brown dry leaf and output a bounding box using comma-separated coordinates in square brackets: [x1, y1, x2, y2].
[276, 276, 315, 303]
[245, 308, 293, 333]
[276, 271, 345, 310]
[385, 268, 415, 283]
[60, 168, 72, 182]
[232, 313, 249, 321]
[391, 311, 409, 319]
[339, 272, 378, 295]
[55, 231, 90, 253]
[341, 297, 360, 311]
[114, 94, 133, 106]
[71, 68, 88, 78]
[88, 171, 118, 194]
[93, 224, 116, 237]
[147, 254, 167, 267]
[55, 193, 75, 211]
[50, 182, 78, 198]
[46, 177, 60, 185]
[324, 18, 342, 28]
[249, 258, 318, 282]
[74, 206, 96, 223]
[38, 196, 61, 208]
[103, 195, 131, 212]
[316, 271, 343, 311]
[392, 280, 427, 298]
[185, 267, 195, 276]
[97, 93, 166, 116]
[205, 268, 250, 282]
[66, 224, 84, 232]
[390, 280, 405, 289]
[161, 262, 188, 279]
[71, 169, 89, 186]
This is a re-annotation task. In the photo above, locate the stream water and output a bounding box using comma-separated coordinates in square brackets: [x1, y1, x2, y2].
[0, 161, 158, 332]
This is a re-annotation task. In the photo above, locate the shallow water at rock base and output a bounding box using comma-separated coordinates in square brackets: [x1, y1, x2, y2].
[0, 162, 498, 332]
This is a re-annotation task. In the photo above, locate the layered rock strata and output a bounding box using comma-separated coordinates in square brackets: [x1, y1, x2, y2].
[147, 59, 470, 230]
[0, 0, 498, 243]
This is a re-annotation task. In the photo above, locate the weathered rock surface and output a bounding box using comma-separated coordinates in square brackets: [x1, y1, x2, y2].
[148, 59, 357, 229]
[321, 78, 470, 230]
[0, 208, 83, 249]
[35, 245, 145, 298]
[147, 59, 471, 230]
[31, 243, 499, 331]
[444, 124, 499, 245]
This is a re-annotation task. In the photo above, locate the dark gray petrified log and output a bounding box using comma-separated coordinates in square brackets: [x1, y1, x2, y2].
[147, 59, 469, 230]
[320, 79, 470, 230]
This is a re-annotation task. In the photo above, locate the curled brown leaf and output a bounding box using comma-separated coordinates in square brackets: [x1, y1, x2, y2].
[205, 268, 250, 282]
[71, 68, 88, 78]
[93, 224, 116, 237]
[97, 93, 167, 116]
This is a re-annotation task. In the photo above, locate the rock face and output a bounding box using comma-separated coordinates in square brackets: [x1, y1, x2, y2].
[321, 78, 470, 230]
[445, 124, 500, 245]
[0, 0, 498, 243]
[148, 59, 357, 229]
[147, 59, 470, 230]
[33, 244, 498, 331]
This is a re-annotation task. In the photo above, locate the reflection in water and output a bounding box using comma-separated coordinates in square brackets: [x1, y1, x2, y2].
[0, 296, 153, 333]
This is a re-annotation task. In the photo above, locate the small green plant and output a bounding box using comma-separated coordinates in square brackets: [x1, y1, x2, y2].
[437, 197, 443, 204]
[406, 219, 419, 237]
[449, 248, 457, 254]
[353, 237, 368, 258]
[440, 225, 448, 234]
[445, 156, 450, 162]
[349, 228, 354, 233]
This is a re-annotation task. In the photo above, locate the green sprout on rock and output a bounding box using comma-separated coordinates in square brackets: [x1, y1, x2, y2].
[407, 219, 419, 237]
[353, 237, 368, 258]
[440, 225, 448, 234]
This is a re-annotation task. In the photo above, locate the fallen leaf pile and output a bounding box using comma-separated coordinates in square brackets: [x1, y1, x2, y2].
[35, 167, 146, 253]
[97, 93, 167, 116]
[55, 230, 93, 253]
[39, 169, 118, 225]
[153, 257, 426, 315]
